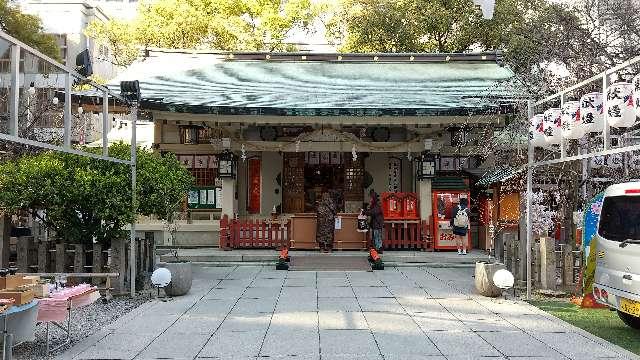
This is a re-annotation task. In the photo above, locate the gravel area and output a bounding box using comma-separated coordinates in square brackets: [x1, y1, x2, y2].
[14, 295, 149, 360]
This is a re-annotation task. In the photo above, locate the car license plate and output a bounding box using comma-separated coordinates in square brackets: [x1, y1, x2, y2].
[620, 297, 640, 317]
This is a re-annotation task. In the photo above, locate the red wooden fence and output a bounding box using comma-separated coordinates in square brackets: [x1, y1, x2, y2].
[220, 215, 431, 251]
[380, 219, 432, 251]
[220, 215, 290, 249]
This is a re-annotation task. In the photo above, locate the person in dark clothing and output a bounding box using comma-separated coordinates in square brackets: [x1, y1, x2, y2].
[364, 190, 384, 252]
[316, 192, 337, 252]
[450, 197, 469, 255]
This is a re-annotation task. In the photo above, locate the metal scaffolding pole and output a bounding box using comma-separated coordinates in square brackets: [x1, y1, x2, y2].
[526, 100, 534, 301]
[130, 105, 137, 297]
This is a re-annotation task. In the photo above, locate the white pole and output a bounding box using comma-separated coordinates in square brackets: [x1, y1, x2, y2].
[130, 105, 137, 297]
[9, 44, 19, 137]
[526, 100, 534, 301]
[102, 92, 109, 157]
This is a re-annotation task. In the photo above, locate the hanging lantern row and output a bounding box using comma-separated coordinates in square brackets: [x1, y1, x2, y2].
[530, 75, 640, 148]
[589, 152, 640, 169]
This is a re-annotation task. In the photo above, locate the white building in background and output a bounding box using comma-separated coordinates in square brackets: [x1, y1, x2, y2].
[16, 0, 122, 80]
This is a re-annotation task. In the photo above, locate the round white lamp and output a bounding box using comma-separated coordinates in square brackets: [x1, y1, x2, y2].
[151, 267, 172, 299]
[492, 269, 515, 292]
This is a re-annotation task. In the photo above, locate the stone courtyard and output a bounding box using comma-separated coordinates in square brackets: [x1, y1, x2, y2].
[58, 265, 639, 360]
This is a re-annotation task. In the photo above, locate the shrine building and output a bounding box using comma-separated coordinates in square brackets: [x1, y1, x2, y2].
[114, 50, 516, 251]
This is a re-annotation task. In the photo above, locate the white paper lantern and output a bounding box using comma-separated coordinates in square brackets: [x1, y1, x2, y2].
[528, 114, 545, 147]
[633, 74, 640, 118]
[561, 101, 583, 139]
[607, 82, 636, 128]
[580, 92, 604, 132]
[543, 108, 562, 145]
[590, 156, 605, 169]
[607, 153, 623, 168]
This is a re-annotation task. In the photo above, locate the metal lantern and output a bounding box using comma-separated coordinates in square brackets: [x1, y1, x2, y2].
[529, 114, 545, 147]
[543, 108, 562, 145]
[633, 74, 640, 118]
[607, 82, 636, 128]
[217, 149, 236, 178]
[417, 152, 437, 180]
[580, 92, 604, 132]
[561, 101, 583, 139]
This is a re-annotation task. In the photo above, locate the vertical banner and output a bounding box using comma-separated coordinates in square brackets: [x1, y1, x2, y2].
[247, 158, 261, 214]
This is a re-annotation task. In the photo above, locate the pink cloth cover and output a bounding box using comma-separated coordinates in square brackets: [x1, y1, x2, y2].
[37, 284, 100, 322]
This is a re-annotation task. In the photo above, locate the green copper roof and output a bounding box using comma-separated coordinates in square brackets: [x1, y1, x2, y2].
[110, 50, 516, 116]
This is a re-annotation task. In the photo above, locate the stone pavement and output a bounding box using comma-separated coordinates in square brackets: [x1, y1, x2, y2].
[59, 266, 639, 360]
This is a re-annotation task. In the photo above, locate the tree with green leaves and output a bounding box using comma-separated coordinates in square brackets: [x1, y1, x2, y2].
[0, 143, 193, 246]
[0, 0, 60, 61]
[86, 0, 323, 66]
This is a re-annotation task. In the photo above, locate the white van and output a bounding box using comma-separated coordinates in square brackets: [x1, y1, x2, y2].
[594, 182, 640, 329]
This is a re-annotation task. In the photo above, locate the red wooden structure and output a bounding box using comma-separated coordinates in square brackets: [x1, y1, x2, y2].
[220, 215, 433, 251]
[220, 215, 290, 249]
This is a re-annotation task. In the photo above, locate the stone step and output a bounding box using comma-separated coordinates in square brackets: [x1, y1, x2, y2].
[158, 248, 491, 267]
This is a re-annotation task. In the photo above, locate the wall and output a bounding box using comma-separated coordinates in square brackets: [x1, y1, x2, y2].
[260, 152, 283, 216]
[364, 153, 389, 198]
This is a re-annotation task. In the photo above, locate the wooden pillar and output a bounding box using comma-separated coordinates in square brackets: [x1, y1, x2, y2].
[221, 178, 237, 219]
[37, 242, 50, 272]
[92, 243, 103, 285]
[73, 244, 85, 273]
[16, 236, 30, 272]
[110, 237, 127, 294]
[55, 243, 66, 273]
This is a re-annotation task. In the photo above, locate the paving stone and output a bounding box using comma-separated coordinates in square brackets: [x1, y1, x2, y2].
[251, 277, 285, 287]
[441, 299, 495, 316]
[477, 332, 563, 358]
[77, 333, 155, 359]
[205, 287, 246, 300]
[261, 330, 319, 357]
[425, 330, 501, 357]
[441, 356, 506, 360]
[243, 286, 281, 299]
[352, 286, 393, 298]
[187, 299, 236, 316]
[461, 313, 520, 332]
[170, 315, 224, 334]
[286, 271, 318, 279]
[320, 329, 379, 355]
[318, 277, 350, 287]
[284, 277, 317, 287]
[400, 297, 446, 313]
[388, 286, 429, 299]
[218, 279, 254, 288]
[233, 297, 278, 314]
[219, 314, 272, 331]
[270, 311, 318, 330]
[198, 330, 265, 358]
[137, 332, 210, 359]
[145, 299, 199, 315]
[364, 312, 418, 334]
[317, 271, 348, 278]
[318, 286, 356, 298]
[319, 311, 368, 330]
[502, 314, 571, 333]
[532, 331, 625, 359]
[412, 313, 468, 332]
[318, 297, 362, 312]
[358, 298, 405, 313]
[276, 297, 318, 312]
[320, 355, 383, 360]
[110, 314, 180, 334]
[281, 286, 317, 298]
[374, 333, 441, 357]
